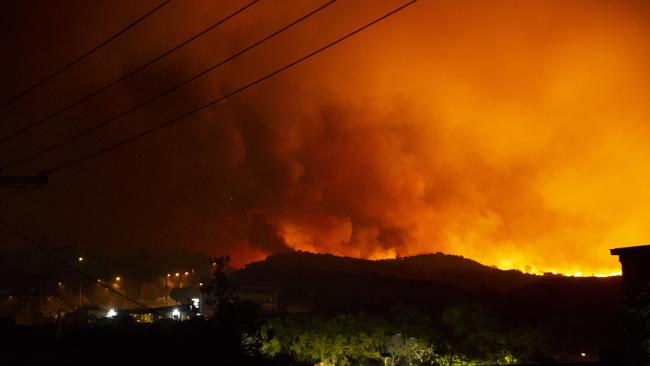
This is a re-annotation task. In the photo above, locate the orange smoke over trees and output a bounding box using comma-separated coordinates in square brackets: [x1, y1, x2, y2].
[7, 0, 649, 276]
[203, 0, 650, 275]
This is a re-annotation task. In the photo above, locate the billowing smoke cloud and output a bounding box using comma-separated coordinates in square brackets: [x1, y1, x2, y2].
[3, 0, 650, 274]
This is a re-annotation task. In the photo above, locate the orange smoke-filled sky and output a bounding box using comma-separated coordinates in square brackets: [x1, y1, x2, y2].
[1, 0, 649, 275]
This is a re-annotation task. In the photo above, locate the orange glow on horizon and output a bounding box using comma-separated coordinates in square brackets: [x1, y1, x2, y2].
[174, 0, 650, 276]
[245, 0, 650, 277]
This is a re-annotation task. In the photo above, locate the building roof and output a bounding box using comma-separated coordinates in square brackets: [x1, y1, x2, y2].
[610, 244, 650, 256]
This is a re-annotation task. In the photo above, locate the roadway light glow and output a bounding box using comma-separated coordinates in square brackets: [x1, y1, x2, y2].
[171, 308, 181, 320]
[115, 276, 121, 281]
[77, 256, 84, 262]
[175, 273, 180, 277]
[106, 308, 117, 318]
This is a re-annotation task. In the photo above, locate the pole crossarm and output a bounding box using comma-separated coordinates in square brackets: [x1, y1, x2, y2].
[0, 172, 48, 186]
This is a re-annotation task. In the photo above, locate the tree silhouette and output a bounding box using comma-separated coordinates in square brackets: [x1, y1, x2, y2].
[202, 256, 263, 359]
[204, 256, 237, 311]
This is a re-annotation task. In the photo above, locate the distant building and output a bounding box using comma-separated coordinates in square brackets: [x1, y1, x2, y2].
[611, 244, 650, 365]
[124, 305, 190, 322]
[118, 302, 200, 323]
[236, 287, 279, 313]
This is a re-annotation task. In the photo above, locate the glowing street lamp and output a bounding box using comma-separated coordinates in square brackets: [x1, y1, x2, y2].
[106, 308, 117, 318]
[76, 257, 85, 309]
[115, 276, 121, 282]
[171, 308, 181, 320]
[164, 273, 170, 307]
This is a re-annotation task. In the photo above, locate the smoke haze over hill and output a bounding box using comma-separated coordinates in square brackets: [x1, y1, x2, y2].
[1, 0, 649, 274]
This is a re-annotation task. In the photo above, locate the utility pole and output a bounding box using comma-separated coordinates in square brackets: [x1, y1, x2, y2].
[165, 275, 169, 307]
[0, 173, 47, 322]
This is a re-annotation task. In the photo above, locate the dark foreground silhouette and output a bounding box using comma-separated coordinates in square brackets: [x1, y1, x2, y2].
[0, 316, 292, 366]
[0, 254, 626, 365]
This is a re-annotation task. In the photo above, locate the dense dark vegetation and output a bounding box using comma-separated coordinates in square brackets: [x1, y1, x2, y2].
[0, 252, 623, 365]
[233, 252, 623, 363]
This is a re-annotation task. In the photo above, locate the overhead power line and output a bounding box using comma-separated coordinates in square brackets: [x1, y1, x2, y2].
[0, 173, 47, 192]
[0, 219, 148, 309]
[0, 183, 45, 204]
[1, 0, 338, 172]
[47, 0, 418, 174]
[0, 1, 171, 110]
[0, 0, 259, 146]
[0, 1, 417, 309]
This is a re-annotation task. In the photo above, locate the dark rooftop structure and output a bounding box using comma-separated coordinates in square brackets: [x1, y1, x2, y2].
[611, 244, 650, 366]
[611, 245, 650, 301]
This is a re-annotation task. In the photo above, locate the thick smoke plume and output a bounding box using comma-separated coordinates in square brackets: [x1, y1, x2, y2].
[3, 0, 649, 274]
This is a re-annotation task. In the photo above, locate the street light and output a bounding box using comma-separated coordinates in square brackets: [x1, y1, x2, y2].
[77, 257, 85, 309]
[171, 308, 180, 320]
[164, 274, 169, 307]
[113, 277, 126, 307]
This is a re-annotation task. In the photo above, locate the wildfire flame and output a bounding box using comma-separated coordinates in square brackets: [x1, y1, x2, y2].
[15, 1, 646, 277]
[224, 0, 649, 275]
